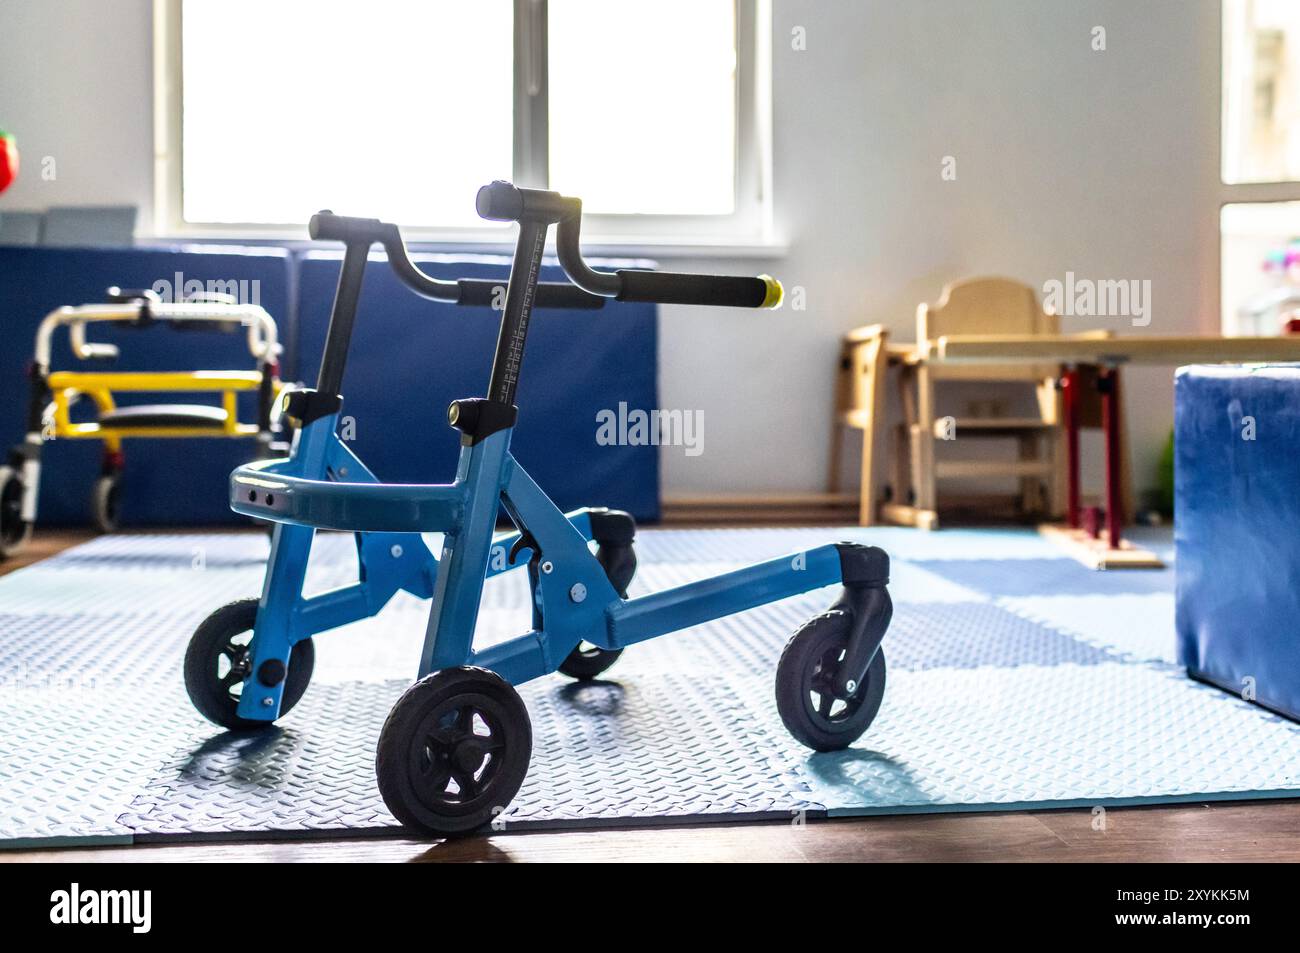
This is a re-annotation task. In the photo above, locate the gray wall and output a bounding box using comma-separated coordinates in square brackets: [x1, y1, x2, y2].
[0, 0, 1224, 499]
[660, 0, 1221, 500]
[0, 0, 155, 219]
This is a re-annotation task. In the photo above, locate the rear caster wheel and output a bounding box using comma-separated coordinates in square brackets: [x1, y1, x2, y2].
[775, 610, 886, 752]
[183, 597, 315, 730]
[557, 642, 623, 680]
[376, 666, 532, 836]
[0, 468, 33, 558]
[91, 474, 121, 533]
[557, 537, 635, 680]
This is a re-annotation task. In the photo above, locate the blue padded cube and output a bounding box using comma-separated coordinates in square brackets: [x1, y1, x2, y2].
[1175, 364, 1300, 721]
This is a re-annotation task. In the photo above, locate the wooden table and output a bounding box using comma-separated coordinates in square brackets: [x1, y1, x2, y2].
[930, 333, 1300, 562]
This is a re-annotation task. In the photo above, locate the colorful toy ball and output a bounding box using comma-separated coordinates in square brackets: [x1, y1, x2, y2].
[0, 129, 18, 195]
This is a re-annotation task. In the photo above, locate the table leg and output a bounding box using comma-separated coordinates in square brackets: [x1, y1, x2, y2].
[1101, 366, 1123, 550]
[1062, 369, 1081, 529]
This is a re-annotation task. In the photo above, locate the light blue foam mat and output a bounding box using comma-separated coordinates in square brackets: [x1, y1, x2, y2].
[770, 663, 1300, 814]
[2, 526, 1299, 846]
[914, 557, 1176, 598]
[1001, 593, 1178, 665]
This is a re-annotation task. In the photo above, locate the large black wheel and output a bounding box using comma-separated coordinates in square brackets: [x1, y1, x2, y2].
[183, 598, 315, 730]
[557, 539, 635, 680]
[90, 474, 121, 534]
[775, 610, 887, 752]
[376, 666, 532, 836]
[0, 469, 33, 558]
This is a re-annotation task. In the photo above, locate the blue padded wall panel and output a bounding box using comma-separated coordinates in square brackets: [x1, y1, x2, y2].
[0, 245, 293, 525]
[294, 251, 659, 521]
[1175, 364, 1300, 721]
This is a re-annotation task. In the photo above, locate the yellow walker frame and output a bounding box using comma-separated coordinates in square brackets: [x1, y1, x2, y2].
[0, 289, 285, 557]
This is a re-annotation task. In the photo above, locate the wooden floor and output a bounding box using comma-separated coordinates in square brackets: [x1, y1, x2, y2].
[4, 528, 1298, 863]
[6, 802, 1300, 863]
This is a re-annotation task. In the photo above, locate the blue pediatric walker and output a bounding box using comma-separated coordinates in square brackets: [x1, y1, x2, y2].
[184, 182, 896, 836]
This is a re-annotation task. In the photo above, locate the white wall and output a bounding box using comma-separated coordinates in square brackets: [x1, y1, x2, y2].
[657, 0, 1222, 500]
[0, 0, 154, 219]
[0, 0, 1224, 500]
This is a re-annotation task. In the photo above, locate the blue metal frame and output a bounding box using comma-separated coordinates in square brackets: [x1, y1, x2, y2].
[230, 414, 844, 721]
[228, 414, 597, 719]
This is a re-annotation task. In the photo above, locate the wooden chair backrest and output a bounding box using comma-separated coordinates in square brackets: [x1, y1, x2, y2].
[838, 324, 888, 419]
[918, 277, 1059, 381]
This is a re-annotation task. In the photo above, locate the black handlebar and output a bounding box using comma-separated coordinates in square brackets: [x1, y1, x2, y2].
[309, 180, 786, 314]
[612, 270, 773, 308]
[455, 278, 600, 310]
[473, 181, 784, 310]
[307, 210, 604, 310]
[307, 211, 396, 246]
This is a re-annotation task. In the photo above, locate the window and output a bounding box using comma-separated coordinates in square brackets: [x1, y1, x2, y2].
[1223, 0, 1300, 184]
[547, 0, 737, 215]
[1220, 1, 1300, 333]
[155, 0, 766, 241]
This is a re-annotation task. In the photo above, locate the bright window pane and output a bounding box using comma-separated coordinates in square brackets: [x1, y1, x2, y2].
[1223, 0, 1300, 183]
[547, 0, 737, 215]
[181, 0, 513, 226]
[1221, 202, 1300, 334]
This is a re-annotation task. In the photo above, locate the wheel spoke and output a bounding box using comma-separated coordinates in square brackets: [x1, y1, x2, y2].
[816, 691, 835, 717]
[422, 733, 451, 758]
[221, 644, 249, 672]
[454, 706, 476, 738]
[450, 767, 480, 799]
[428, 762, 452, 792]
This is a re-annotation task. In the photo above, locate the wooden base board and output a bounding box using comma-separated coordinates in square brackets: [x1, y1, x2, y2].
[878, 502, 939, 530]
[1038, 523, 1165, 570]
[660, 492, 859, 526]
[878, 495, 1060, 531]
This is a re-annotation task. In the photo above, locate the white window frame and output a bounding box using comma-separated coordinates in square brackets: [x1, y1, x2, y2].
[152, 0, 776, 252]
[1219, 0, 1300, 331]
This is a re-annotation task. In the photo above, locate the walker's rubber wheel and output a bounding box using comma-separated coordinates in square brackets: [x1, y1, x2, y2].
[557, 540, 635, 680]
[376, 666, 532, 836]
[0, 470, 33, 558]
[184, 597, 315, 730]
[775, 610, 886, 752]
[90, 474, 121, 534]
[557, 641, 623, 680]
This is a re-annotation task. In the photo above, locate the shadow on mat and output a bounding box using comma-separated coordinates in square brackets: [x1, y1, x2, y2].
[555, 679, 626, 718]
[803, 748, 931, 805]
[177, 726, 305, 789]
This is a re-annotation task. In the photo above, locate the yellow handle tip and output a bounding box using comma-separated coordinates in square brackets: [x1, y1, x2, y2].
[758, 275, 784, 309]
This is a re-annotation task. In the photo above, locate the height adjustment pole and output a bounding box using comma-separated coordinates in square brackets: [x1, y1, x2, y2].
[487, 220, 548, 407]
[315, 242, 369, 399]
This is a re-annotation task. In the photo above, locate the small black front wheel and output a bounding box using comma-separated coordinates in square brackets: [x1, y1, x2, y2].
[91, 474, 121, 533]
[0, 469, 33, 558]
[376, 666, 532, 836]
[183, 598, 315, 730]
[775, 610, 887, 752]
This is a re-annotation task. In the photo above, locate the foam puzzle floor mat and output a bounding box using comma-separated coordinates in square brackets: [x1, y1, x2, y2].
[2, 526, 1298, 848]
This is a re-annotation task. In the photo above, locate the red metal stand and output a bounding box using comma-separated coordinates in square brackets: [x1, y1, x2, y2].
[1101, 366, 1122, 550]
[1060, 365, 1124, 550]
[1062, 368, 1081, 529]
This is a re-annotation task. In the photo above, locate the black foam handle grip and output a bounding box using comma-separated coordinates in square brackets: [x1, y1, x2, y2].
[308, 210, 396, 245]
[475, 181, 524, 222]
[456, 279, 605, 310]
[615, 269, 771, 308]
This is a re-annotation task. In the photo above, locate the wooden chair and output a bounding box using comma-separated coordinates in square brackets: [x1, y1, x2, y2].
[829, 324, 891, 525]
[834, 277, 1076, 528]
